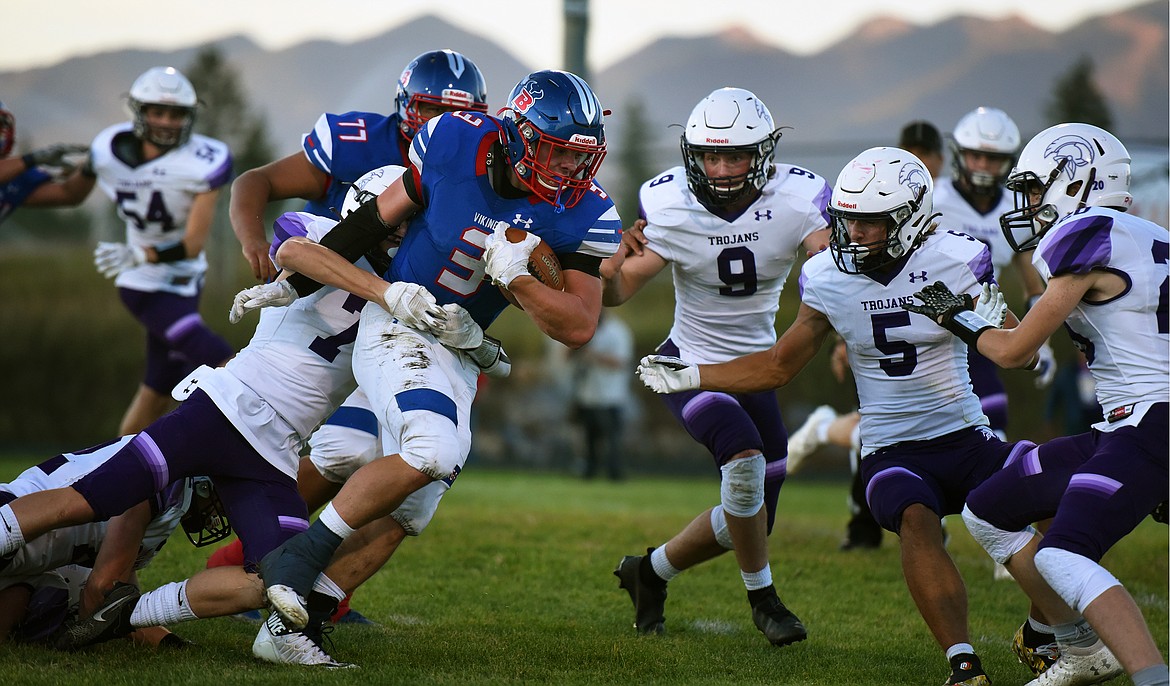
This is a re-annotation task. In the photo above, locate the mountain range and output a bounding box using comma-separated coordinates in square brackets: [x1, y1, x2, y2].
[0, 2, 1165, 190]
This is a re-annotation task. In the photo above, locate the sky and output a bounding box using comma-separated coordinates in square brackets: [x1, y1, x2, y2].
[2, 0, 1155, 73]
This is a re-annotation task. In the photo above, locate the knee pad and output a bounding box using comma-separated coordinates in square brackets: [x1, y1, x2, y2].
[720, 454, 765, 518]
[961, 505, 1036, 564]
[709, 505, 735, 550]
[1034, 547, 1120, 614]
[398, 411, 464, 481]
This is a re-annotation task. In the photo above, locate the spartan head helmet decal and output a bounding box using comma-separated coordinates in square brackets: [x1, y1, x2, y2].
[1044, 134, 1095, 182]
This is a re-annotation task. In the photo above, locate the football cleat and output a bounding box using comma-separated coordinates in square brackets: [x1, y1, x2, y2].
[786, 405, 837, 473]
[253, 612, 356, 668]
[266, 584, 310, 632]
[1024, 639, 1123, 686]
[750, 592, 807, 647]
[1013, 622, 1060, 676]
[613, 549, 667, 635]
[54, 582, 139, 651]
[946, 652, 991, 686]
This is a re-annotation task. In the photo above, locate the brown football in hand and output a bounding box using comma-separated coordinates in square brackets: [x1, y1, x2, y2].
[499, 228, 563, 309]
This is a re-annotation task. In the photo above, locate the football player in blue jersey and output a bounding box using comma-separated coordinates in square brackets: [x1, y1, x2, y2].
[0, 100, 90, 223]
[222, 48, 489, 630]
[230, 48, 488, 283]
[244, 69, 622, 635]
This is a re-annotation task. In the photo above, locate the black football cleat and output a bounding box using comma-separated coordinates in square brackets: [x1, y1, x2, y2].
[613, 548, 667, 635]
[750, 592, 807, 647]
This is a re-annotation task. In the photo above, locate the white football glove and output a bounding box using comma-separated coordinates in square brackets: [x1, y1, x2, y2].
[434, 303, 485, 350]
[973, 283, 1007, 329]
[637, 354, 701, 394]
[229, 280, 298, 323]
[1033, 341, 1057, 389]
[26, 143, 89, 168]
[381, 281, 446, 333]
[466, 335, 511, 378]
[483, 222, 539, 287]
[93, 242, 147, 278]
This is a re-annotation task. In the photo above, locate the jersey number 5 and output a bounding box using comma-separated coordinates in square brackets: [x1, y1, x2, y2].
[871, 311, 917, 377]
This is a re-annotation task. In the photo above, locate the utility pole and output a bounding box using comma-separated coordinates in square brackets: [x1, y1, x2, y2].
[563, 0, 590, 80]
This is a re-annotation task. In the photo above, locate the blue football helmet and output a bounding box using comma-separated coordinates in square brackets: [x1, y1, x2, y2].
[499, 70, 607, 211]
[395, 49, 488, 139]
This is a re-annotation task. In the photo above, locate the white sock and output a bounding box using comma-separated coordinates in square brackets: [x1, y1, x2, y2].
[946, 643, 975, 660]
[318, 502, 356, 540]
[1028, 616, 1056, 634]
[650, 546, 681, 582]
[814, 420, 831, 444]
[312, 573, 346, 602]
[0, 504, 25, 555]
[741, 564, 773, 591]
[130, 580, 198, 627]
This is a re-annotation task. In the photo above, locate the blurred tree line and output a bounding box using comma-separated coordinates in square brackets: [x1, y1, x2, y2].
[0, 49, 1121, 474]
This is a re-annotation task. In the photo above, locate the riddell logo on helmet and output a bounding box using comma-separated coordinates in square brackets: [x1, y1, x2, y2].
[705, 137, 730, 144]
[836, 201, 858, 209]
[569, 134, 597, 145]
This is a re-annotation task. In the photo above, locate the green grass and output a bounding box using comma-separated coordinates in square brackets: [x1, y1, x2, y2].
[0, 463, 1165, 685]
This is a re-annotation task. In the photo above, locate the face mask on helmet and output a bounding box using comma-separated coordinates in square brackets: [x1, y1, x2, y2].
[828, 147, 937, 274]
[127, 66, 198, 150]
[500, 70, 607, 212]
[1000, 123, 1133, 252]
[180, 477, 232, 547]
[680, 87, 779, 208]
[949, 107, 1020, 194]
[395, 49, 489, 140]
[0, 104, 14, 159]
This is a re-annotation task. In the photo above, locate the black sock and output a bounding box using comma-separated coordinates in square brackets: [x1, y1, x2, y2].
[747, 585, 777, 608]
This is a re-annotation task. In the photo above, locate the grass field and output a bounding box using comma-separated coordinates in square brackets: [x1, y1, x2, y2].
[0, 461, 1165, 685]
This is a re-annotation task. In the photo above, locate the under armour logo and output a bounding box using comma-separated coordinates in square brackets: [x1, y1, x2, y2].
[908, 271, 928, 283]
[754, 210, 772, 221]
[513, 214, 533, 229]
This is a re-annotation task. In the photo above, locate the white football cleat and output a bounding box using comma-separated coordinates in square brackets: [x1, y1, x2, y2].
[786, 405, 837, 474]
[1024, 639, 1123, 686]
[266, 584, 309, 630]
[253, 612, 355, 668]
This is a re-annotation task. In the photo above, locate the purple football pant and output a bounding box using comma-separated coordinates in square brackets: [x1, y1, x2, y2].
[69, 389, 308, 570]
[118, 287, 233, 394]
[657, 340, 788, 533]
[860, 425, 1033, 534]
[967, 402, 1168, 562]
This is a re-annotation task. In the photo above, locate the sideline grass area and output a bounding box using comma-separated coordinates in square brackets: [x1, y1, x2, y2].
[0, 459, 1165, 685]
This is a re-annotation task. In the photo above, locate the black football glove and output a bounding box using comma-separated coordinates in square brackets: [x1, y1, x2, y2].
[902, 281, 992, 347]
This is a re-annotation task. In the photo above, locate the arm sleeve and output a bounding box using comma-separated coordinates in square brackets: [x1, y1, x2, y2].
[285, 200, 391, 296]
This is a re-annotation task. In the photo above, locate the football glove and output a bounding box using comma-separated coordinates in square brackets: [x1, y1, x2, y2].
[1032, 341, 1057, 389]
[637, 354, 700, 394]
[229, 280, 298, 323]
[483, 222, 539, 287]
[902, 281, 994, 347]
[381, 281, 445, 333]
[434, 303, 485, 350]
[974, 282, 1007, 329]
[93, 242, 147, 278]
[25, 142, 89, 168]
[466, 335, 511, 378]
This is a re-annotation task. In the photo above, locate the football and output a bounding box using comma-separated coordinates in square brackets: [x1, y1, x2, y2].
[498, 228, 563, 309]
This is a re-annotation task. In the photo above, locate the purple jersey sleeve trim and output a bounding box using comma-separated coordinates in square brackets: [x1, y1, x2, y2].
[1041, 213, 1114, 277]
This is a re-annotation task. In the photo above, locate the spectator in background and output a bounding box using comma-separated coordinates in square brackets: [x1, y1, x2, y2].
[573, 310, 634, 481]
[898, 120, 944, 178]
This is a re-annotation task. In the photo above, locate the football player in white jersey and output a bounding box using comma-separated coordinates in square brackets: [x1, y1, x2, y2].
[0, 438, 217, 647]
[601, 87, 829, 646]
[40, 67, 235, 436]
[935, 107, 1054, 435]
[635, 146, 1115, 685]
[0, 168, 505, 665]
[908, 123, 1165, 686]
